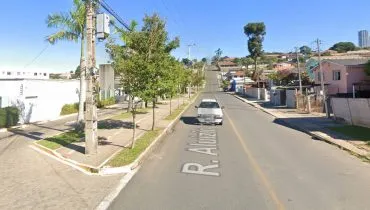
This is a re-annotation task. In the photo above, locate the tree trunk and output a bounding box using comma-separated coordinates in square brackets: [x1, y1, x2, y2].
[170, 95, 172, 115]
[77, 34, 86, 122]
[144, 100, 148, 108]
[152, 99, 155, 130]
[127, 95, 132, 113]
[177, 85, 180, 109]
[131, 108, 136, 149]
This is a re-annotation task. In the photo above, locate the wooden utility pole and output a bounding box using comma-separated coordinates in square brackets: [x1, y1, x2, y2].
[316, 39, 330, 118]
[295, 47, 303, 93]
[85, 0, 98, 155]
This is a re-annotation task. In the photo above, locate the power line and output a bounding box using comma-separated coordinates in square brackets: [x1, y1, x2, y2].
[24, 44, 49, 68]
[98, 0, 131, 31]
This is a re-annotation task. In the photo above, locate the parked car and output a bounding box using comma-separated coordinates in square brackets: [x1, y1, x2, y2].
[195, 99, 224, 125]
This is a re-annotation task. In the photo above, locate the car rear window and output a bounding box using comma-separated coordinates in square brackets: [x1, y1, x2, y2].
[199, 102, 220, 108]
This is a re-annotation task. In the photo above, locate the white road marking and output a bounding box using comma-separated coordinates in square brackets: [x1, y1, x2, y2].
[188, 147, 218, 156]
[181, 162, 220, 177]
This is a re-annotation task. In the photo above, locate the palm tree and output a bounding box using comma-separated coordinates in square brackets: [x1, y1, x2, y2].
[46, 0, 86, 122]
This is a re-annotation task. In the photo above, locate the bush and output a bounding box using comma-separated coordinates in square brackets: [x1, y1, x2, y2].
[0, 107, 19, 128]
[97, 97, 116, 108]
[60, 103, 79, 115]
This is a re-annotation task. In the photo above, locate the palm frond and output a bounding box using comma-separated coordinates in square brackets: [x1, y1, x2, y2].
[46, 12, 75, 31]
[46, 30, 79, 44]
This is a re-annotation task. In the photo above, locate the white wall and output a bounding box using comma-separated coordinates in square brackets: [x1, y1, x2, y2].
[331, 97, 370, 128]
[0, 79, 80, 123]
[286, 90, 297, 108]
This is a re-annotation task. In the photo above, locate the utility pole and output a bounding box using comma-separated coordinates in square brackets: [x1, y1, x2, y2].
[85, 0, 98, 155]
[316, 39, 330, 118]
[295, 47, 303, 93]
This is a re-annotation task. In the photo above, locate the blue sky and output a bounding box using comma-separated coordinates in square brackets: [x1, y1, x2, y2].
[1, 0, 370, 72]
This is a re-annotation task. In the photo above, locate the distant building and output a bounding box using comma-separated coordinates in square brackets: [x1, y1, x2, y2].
[0, 69, 49, 79]
[358, 30, 369, 48]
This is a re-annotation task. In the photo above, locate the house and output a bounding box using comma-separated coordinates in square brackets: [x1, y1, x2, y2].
[312, 59, 369, 95]
[225, 69, 245, 80]
[273, 62, 294, 71]
[218, 60, 237, 67]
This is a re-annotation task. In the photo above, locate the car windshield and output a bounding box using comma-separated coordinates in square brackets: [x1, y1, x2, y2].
[199, 101, 220, 108]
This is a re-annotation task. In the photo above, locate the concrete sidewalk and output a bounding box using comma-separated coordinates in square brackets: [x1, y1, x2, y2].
[232, 93, 370, 160]
[0, 94, 196, 209]
[33, 94, 193, 173]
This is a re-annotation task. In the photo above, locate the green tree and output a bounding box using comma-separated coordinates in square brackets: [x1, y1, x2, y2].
[364, 60, 370, 76]
[329, 42, 356, 53]
[244, 22, 266, 80]
[46, 0, 86, 122]
[299, 45, 312, 55]
[214, 48, 223, 62]
[181, 58, 191, 66]
[201, 57, 207, 63]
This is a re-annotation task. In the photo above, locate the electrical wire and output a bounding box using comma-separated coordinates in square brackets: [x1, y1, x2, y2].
[24, 44, 49, 68]
[98, 0, 131, 31]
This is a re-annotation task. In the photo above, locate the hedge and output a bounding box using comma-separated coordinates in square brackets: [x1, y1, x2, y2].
[0, 107, 19, 128]
[60, 103, 79, 115]
[97, 97, 116, 108]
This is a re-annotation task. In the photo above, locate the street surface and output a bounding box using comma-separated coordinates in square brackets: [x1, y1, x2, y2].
[110, 67, 370, 210]
[0, 107, 125, 209]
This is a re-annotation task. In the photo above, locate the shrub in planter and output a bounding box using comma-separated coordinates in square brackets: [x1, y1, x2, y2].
[97, 97, 116, 108]
[60, 103, 79, 115]
[0, 107, 19, 128]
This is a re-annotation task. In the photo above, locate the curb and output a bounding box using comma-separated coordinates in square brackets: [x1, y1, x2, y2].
[95, 93, 200, 210]
[231, 93, 370, 160]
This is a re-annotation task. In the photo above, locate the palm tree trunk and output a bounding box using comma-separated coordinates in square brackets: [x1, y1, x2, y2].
[77, 34, 86, 122]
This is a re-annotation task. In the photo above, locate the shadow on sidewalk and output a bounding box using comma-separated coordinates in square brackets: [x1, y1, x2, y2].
[98, 119, 137, 130]
[273, 117, 354, 141]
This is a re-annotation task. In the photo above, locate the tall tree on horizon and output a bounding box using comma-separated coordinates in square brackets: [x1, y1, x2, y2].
[46, 0, 87, 122]
[244, 22, 266, 81]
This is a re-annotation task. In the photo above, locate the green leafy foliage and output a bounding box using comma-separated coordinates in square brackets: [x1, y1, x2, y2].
[329, 42, 356, 53]
[244, 22, 266, 80]
[97, 97, 116, 108]
[364, 60, 370, 76]
[0, 107, 19, 128]
[299, 45, 312, 55]
[60, 103, 79, 115]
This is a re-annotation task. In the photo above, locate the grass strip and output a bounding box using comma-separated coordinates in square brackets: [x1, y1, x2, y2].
[164, 103, 188, 120]
[328, 125, 370, 145]
[107, 129, 162, 167]
[37, 131, 84, 150]
[110, 108, 149, 120]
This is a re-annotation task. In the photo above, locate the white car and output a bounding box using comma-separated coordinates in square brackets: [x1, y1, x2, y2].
[195, 99, 224, 125]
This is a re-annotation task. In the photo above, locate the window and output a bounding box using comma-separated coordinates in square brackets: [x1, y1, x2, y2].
[199, 102, 220, 108]
[7, 72, 11, 75]
[317, 72, 325, 81]
[333, 70, 341, 81]
[43, 73, 47, 76]
[2, 72, 4, 75]
[17, 72, 21, 76]
[34, 73, 37, 76]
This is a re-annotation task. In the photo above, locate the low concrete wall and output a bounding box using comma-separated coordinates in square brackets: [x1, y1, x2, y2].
[245, 87, 268, 100]
[0, 79, 80, 123]
[331, 97, 370, 127]
[286, 90, 296, 108]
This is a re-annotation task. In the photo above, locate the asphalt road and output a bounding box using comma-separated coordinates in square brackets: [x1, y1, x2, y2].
[110, 68, 370, 210]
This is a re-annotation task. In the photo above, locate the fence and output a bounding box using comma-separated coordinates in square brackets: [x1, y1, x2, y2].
[296, 94, 324, 113]
[245, 88, 269, 101]
[331, 97, 370, 128]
